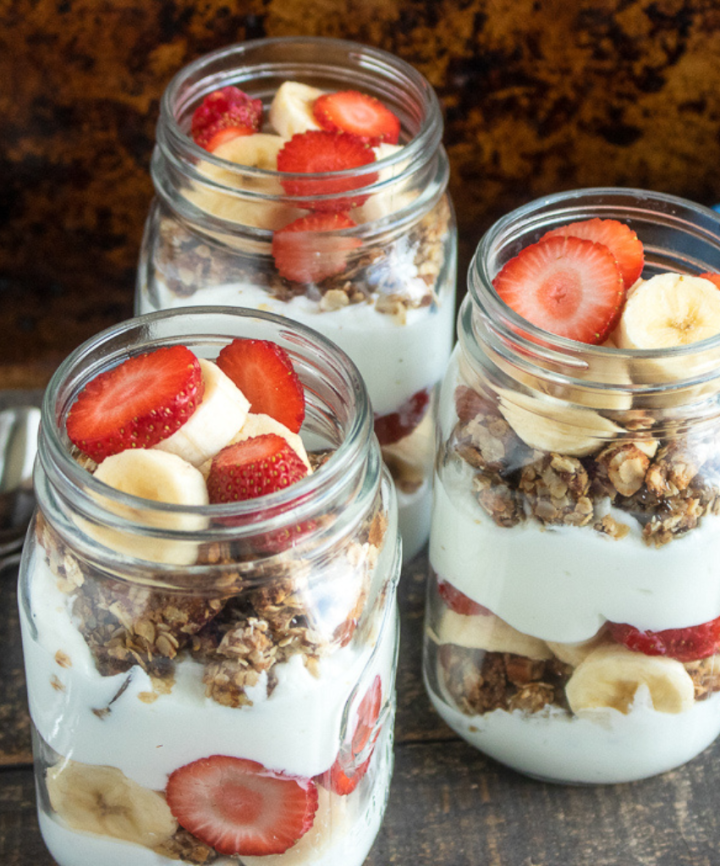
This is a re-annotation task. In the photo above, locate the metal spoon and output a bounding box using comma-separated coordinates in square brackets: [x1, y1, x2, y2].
[0, 405, 40, 570]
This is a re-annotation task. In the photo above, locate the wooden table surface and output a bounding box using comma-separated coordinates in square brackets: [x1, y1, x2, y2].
[2, 522, 720, 865]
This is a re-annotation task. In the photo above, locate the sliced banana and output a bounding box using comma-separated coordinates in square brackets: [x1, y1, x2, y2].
[154, 359, 250, 468]
[354, 143, 417, 223]
[546, 631, 610, 667]
[616, 273, 720, 352]
[269, 81, 324, 138]
[566, 644, 695, 715]
[46, 759, 177, 847]
[429, 608, 553, 660]
[87, 449, 209, 565]
[497, 389, 623, 457]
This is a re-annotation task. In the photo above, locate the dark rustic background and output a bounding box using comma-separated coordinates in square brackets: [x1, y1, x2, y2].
[3, 0, 720, 385]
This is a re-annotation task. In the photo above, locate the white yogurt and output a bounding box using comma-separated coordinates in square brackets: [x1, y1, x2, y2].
[139, 280, 455, 418]
[430, 459, 720, 642]
[428, 679, 720, 784]
[21, 550, 398, 791]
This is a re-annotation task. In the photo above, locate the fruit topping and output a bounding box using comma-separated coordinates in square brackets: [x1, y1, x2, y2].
[320, 675, 383, 795]
[269, 81, 324, 139]
[166, 755, 318, 856]
[66, 346, 204, 463]
[609, 615, 720, 663]
[276, 130, 377, 210]
[191, 86, 263, 150]
[541, 217, 645, 289]
[205, 125, 255, 153]
[699, 272, 720, 290]
[437, 579, 490, 617]
[313, 90, 401, 146]
[216, 338, 305, 433]
[207, 434, 308, 503]
[374, 387, 431, 446]
[493, 235, 625, 344]
[272, 211, 361, 285]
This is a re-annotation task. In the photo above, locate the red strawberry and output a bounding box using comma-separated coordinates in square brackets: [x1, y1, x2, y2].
[166, 755, 318, 856]
[493, 235, 625, 345]
[437, 578, 490, 616]
[272, 212, 361, 285]
[205, 125, 255, 153]
[699, 272, 720, 290]
[66, 346, 204, 463]
[320, 675, 383, 796]
[374, 388, 431, 446]
[216, 339, 305, 433]
[541, 217, 644, 289]
[609, 616, 720, 663]
[207, 435, 308, 503]
[313, 90, 401, 146]
[191, 86, 263, 150]
[276, 130, 377, 211]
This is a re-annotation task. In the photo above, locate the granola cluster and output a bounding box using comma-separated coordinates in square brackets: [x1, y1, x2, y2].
[152, 195, 452, 317]
[448, 385, 720, 546]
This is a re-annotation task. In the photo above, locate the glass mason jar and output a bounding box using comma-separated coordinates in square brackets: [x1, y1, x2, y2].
[424, 188, 720, 784]
[135, 36, 457, 562]
[19, 307, 400, 865]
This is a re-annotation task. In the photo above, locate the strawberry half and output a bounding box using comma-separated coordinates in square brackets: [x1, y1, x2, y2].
[609, 616, 720, 663]
[191, 86, 263, 150]
[207, 435, 308, 503]
[313, 90, 401, 146]
[272, 212, 360, 285]
[493, 235, 625, 344]
[319, 675, 383, 796]
[216, 338, 305, 433]
[66, 345, 204, 463]
[437, 578, 491, 617]
[166, 755, 318, 856]
[276, 130, 377, 211]
[374, 388, 431, 446]
[541, 217, 645, 289]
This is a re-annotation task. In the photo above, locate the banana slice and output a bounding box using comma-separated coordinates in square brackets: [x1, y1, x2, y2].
[87, 449, 209, 565]
[546, 630, 610, 667]
[497, 390, 623, 457]
[154, 359, 250, 467]
[381, 407, 435, 492]
[269, 81, 324, 138]
[46, 759, 177, 847]
[566, 644, 695, 715]
[354, 143, 417, 223]
[617, 273, 720, 352]
[429, 608, 552, 660]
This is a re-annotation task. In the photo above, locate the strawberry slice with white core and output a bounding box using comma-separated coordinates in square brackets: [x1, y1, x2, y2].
[540, 217, 645, 289]
[313, 90, 401, 146]
[66, 345, 204, 463]
[166, 755, 318, 856]
[216, 338, 305, 433]
[493, 235, 625, 345]
[272, 212, 361, 285]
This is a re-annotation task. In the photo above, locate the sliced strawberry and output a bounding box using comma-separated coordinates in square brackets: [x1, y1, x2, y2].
[374, 388, 431, 446]
[216, 338, 305, 433]
[493, 235, 625, 345]
[609, 616, 720, 663]
[272, 212, 361, 285]
[437, 578, 490, 616]
[313, 90, 401, 146]
[66, 346, 204, 463]
[205, 125, 255, 153]
[207, 435, 308, 503]
[166, 755, 318, 857]
[276, 130, 377, 211]
[541, 217, 644, 289]
[191, 86, 263, 150]
[699, 272, 720, 290]
[320, 675, 383, 796]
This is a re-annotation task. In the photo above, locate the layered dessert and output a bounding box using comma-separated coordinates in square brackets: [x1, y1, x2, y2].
[425, 214, 720, 782]
[137, 77, 456, 559]
[20, 334, 398, 864]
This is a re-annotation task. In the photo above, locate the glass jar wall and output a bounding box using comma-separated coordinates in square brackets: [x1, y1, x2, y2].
[424, 188, 720, 784]
[135, 36, 457, 561]
[19, 307, 400, 865]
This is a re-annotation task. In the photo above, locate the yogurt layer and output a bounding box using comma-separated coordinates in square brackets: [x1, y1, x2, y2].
[140, 280, 455, 417]
[21, 549, 398, 791]
[430, 458, 720, 643]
